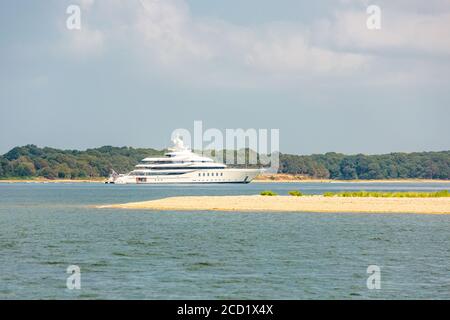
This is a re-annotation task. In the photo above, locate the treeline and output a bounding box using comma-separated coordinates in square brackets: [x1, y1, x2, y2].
[0, 144, 449, 180]
[0, 145, 163, 179]
[279, 151, 450, 180]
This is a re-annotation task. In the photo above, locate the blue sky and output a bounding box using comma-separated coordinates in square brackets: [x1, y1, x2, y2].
[1, 0, 449, 154]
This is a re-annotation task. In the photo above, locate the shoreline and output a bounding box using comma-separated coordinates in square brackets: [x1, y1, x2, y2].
[1, 178, 449, 184]
[252, 179, 450, 183]
[253, 174, 450, 183]
[0, 178, 105, 184]
[97, 195, 450, 215]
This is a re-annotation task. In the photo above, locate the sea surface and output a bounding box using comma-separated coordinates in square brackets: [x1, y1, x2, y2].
[0, 182, 449, 299]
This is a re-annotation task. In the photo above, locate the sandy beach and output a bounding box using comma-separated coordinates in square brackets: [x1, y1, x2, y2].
[253, 174, 450, 183]
[98, 195, 450, 214]
[0, 178, 105, 184]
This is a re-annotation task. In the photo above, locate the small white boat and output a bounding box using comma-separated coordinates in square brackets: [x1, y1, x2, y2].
[105, 169, 121, 184]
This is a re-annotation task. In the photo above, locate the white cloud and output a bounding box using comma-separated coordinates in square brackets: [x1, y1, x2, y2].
[320, 9, 450, 56]
[135, 0, 213, 64]
[132, 0, 370, 75]
[244, 28, 368, 73]
[58, 0, 450, 86]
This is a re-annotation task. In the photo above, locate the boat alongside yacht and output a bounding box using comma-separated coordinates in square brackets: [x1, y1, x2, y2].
[107, 137, 262, 184]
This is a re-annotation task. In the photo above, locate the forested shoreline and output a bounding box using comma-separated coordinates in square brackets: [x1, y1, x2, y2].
[0, 145, 449, 180]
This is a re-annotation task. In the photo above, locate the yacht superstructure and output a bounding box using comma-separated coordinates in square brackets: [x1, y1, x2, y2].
[112, 137, 262, 184]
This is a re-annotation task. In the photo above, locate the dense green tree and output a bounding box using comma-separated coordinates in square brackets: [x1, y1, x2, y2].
[339, 157, 358, 180]
[0, 145, 448, 180]
[39, 167, 57, 179]
[11, 157, 36, 177]
[0, 156, 12, 176]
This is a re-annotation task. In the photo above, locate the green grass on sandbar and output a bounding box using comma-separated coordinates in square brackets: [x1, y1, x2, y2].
[260, 190, 278, 196]
[323, 190, 450, 198]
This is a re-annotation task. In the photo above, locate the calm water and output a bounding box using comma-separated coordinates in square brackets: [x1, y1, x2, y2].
[0, 182, 449, 299]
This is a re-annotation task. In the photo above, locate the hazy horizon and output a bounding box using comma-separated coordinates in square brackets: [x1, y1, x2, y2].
[1, 0, 450, 155]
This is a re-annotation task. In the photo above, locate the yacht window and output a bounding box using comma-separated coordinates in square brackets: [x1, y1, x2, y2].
[207, 173, 209, 176]
[221, 173, 223, 176]
[198, 173, 201, 177]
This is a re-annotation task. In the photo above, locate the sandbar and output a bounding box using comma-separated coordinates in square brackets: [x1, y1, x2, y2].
[98, 195, 450, 214]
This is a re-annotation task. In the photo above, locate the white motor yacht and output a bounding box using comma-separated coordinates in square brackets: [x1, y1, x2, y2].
[112, 137, 262, 184]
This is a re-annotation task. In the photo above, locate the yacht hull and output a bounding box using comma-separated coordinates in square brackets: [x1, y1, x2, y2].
[114, 169, 261, 184]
